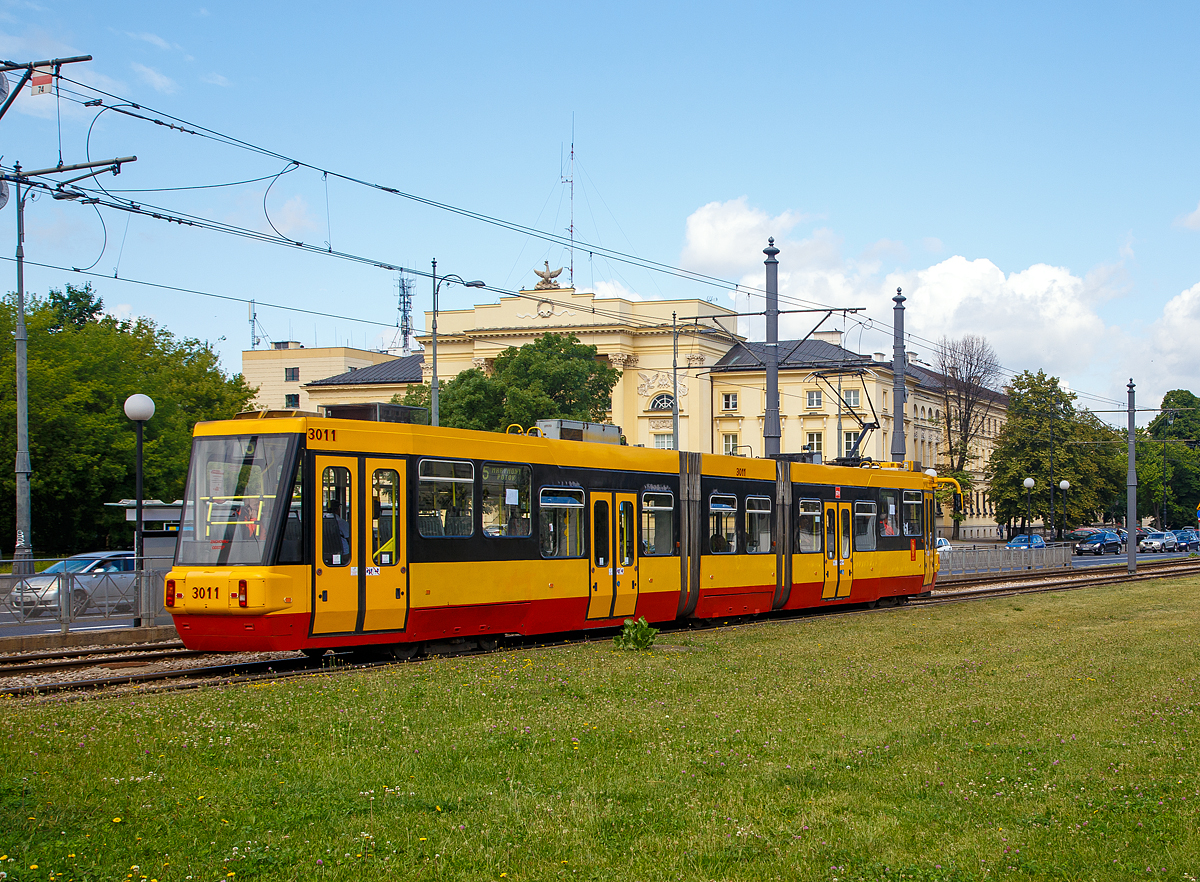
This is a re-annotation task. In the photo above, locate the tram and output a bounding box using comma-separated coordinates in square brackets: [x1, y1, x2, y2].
[164, 411, 944, 654]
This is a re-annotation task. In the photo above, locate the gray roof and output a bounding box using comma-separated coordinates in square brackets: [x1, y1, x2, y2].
[305, 353, 424, 387]
[712, 339, 874, 372]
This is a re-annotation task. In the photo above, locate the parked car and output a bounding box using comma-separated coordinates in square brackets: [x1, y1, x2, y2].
[1064, 527, 1101, 542]
[1006, 534, 1046, 549]
[4, 551, 137, 618]
[1173, 529, 1199, 552]
[1139, 532, 1178, 553]
[1075, 530, 1123, 555]
[935, 537, 954, 556]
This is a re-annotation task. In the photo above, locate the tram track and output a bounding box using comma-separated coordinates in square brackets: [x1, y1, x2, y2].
[5, 559, 1199, 701]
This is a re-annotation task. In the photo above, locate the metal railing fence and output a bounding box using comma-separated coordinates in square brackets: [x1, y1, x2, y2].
[0, 555, 173, 633]
[937, 544, 1073, 580]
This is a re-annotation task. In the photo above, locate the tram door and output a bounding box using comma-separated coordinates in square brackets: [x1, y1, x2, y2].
[822, 501, 854, 600]
[363, 459, 408, 632]
[314, 455, 359, 634]
[587, 492, 640, 620]
[923, 490, 936, 587]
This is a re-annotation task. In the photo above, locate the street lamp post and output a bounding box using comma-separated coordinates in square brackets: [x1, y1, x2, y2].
[124, 393, 155, 626]
[1058, 479, 1070, 542]
[429, 259, 485, 427]
[1023, 477, 1035, 536]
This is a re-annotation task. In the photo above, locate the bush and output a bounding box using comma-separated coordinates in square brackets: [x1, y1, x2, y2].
[613, 616, 658, 650]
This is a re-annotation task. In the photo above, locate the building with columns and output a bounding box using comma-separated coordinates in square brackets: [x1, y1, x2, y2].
[239, 284, 1006, 539]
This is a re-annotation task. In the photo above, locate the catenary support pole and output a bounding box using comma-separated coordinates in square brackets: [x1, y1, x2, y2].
[671, 311, 679, 451]
[889, 288, 907, 462]
[13, 166, 32, 574]
[431, 258, 439, 427]
[763, 239, 781, 458]
[1127, 378, 1137, 575]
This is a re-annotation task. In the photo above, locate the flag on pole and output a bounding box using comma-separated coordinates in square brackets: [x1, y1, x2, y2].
[29, 65, 54, 95]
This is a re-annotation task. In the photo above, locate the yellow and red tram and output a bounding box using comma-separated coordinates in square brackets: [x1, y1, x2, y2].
[164, 412, 941, 654]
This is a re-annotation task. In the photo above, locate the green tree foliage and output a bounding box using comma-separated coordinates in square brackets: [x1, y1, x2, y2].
[1144, 390, 1200, 529]
[934, 469, 974, 525]
[392, 333, 619, 432]
[0, 285, 256, 554]
[985, 370, 1124, 531]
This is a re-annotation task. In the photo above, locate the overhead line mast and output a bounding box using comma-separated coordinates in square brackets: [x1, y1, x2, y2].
[562, 116, 574, 288]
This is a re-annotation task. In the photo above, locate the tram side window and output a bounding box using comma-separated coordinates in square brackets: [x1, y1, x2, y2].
[277, 459, 304, 564]
[640, 492, 675, 556]
[854, 501, 877, 551]
[879, 489, 900, 537]
[482, 463, 532, 538]
[418, 459, 474, 538]
[902, 490, 923, 537]
[795, 499, 821, 553]
[619, 501, 635, 566]
[322, 466, 352, 567]
[746, 497, 772, 554]
[540, 489, 585, 559]
[372, 469, 400, 566]
[709, 494, 737, 554]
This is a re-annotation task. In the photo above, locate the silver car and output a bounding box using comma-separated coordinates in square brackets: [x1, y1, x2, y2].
[5, 551, 137, 618]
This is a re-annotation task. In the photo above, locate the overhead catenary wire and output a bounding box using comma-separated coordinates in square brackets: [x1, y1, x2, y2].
[36, 74, 1126, 409]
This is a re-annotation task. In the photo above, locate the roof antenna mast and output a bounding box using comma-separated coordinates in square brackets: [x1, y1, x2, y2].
[561, 113, 574, 288]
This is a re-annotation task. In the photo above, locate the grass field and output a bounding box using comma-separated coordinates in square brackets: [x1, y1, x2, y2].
[1, 580, 1198, 881]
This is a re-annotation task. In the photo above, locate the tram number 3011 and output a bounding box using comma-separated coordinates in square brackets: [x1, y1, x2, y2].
[307, 428, 337, 442]
[192, 586, 220, 600]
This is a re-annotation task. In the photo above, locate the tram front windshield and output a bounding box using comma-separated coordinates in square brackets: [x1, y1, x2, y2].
[176, 434, 300, 567]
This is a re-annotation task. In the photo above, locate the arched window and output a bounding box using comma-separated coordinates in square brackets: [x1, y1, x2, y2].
[648, 393, 675, 411]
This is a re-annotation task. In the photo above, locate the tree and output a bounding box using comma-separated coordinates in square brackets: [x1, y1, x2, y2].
[1146, 390, 1200, 529]
[392, 333, 619, 433]
[935, 334, 1003, 474]
[984, 370, 1124, 534]
[0, 288, 256, 555]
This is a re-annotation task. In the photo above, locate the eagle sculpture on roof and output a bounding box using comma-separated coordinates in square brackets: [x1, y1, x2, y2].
[534, 261, 563, 290]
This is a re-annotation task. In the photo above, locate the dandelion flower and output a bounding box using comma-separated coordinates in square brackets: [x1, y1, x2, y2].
[29, 866, 37, 870]
[113, 817, 122, 823]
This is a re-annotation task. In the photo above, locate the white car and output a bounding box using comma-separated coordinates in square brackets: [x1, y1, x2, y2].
[935, 537, 954, 555]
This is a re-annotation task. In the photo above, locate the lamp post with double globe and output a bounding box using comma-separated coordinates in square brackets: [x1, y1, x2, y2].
[1023, 477, 1035, 537]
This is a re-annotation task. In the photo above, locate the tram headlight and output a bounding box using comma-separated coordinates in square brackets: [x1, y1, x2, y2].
[165, 579, 175, 608]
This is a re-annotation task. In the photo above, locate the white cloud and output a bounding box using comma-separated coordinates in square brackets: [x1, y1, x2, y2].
[683, 198, 1124, 395]
[126, 31, 170, 50]
[593, 279, 641, 301]
[270, 195, 319, 239]
[131, 62, 177, 94]
[680, 197, 806, 276]
[201, 72, 231, 87]
[1175, 201, 1200, 231]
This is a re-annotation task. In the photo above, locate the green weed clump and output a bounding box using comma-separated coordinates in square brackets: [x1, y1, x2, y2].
[612, 616, 658, 650]
[1, 578, 1199, 881]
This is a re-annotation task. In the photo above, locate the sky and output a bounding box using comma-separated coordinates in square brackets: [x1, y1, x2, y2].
[3, 1, 1200, 426]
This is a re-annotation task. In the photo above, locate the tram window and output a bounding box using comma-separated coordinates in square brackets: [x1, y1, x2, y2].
[418, 459, 474, 538]
[902, 490, 923, 537]
[795, 499, 821, 553]
[278, 458, 304, 565]
[594, 500, 610, 567]
[746, 496, 772, 554]
[826, 506, 837, 560]
[640, 492, 675, 556]
[482, 463, 532, 538]
[841, 507, 852, 559]
[321, 466, 352, 567]
[879, 489, 900, 537]
[619, 501, 635, 566]
[708, 494, 737, 554]
[854, 501, 877, 551]
[372, 469, 400, 566]
[539, 488, 585, 559]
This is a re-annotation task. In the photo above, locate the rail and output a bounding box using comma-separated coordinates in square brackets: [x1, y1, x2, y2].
[0, 555, 173, 633]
